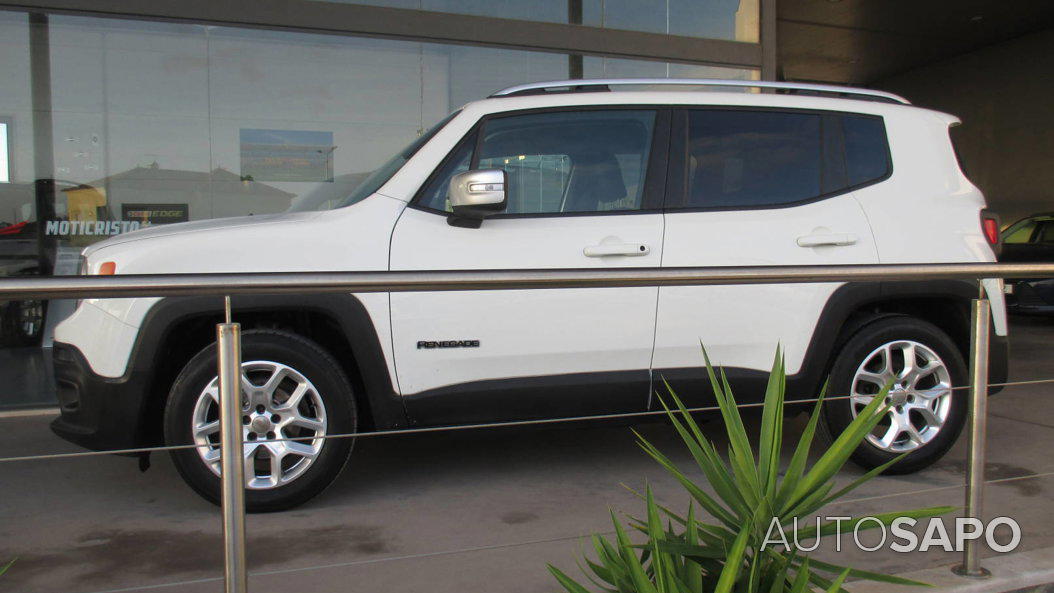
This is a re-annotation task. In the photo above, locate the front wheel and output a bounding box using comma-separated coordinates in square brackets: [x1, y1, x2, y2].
[822, 316, 967, 474]
[164, 329, 356, 512]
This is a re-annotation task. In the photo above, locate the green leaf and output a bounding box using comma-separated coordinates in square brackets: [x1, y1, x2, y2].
[635, 434, 741, 529]
[789, 558, 812, 593]
[774, 382, 826, 511]
[757, 347, 786, 500]
[714, 522, 751, 593]
[784, 387, 891, 515]
[701, 346, 761, 497]
[0, 559, 12, 577]
[765, 554, 791, 593]
[817, 452, 909, 508]
[825, 568, 851, 593]
[781, 481, 834, 521]
[613, 511, 658, 593]
[654, 541, 727, 559]
[684, 504, 703, 592]
[798, 556, 932, 587]
[548, 565, 595, 593]
[656, 389, 752, 519]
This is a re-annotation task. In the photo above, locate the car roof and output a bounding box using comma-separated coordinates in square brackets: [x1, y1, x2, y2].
[460, 89, 957, 126]
[489, 78, 910, 104]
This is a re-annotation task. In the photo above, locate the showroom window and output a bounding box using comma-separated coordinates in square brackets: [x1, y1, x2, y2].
[0, 116, 10, 184]
[0, 5, 756, 359]
[325, 0, 760, 43]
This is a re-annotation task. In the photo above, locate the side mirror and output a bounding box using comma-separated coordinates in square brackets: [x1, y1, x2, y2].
[447, 169, 507, 228]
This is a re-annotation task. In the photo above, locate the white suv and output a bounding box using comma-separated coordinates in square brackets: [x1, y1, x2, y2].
[51, 79, 1009, 511]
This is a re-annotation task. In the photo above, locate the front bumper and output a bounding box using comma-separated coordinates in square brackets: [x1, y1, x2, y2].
[50, 342, 151, 453]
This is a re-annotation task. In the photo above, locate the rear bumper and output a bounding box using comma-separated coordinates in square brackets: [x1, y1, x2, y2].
[50, 342, 150, 454]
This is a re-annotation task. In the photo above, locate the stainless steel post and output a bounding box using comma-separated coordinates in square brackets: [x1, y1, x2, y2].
[953, 297, 991, 578]
[218, 303, 248, 593]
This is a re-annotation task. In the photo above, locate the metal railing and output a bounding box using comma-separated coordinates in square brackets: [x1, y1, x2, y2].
[5, 261, 1054, 592]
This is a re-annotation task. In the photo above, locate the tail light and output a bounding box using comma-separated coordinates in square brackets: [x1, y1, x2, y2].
[981, 209, 1001, 256]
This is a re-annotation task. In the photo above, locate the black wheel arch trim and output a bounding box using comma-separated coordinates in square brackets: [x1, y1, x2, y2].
[655, 279, 1007, 407]
[802, 279, 1006, 396]
[121, 294, 407, 447]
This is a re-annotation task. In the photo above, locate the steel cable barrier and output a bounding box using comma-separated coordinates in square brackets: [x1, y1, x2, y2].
[3, 261, 1054, 593]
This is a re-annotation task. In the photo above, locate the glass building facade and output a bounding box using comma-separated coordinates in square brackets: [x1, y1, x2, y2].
[0, 0, 767, 405]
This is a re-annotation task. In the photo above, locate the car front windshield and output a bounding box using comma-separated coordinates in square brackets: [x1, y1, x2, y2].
[288, 110, 461, 212]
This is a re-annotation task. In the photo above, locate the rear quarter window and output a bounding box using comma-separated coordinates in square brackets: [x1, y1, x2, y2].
[842, 114, 891, 187]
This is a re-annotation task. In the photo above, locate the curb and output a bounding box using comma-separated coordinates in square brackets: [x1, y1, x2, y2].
[849, 546, 1054, 593]
[0, 406, 59, 419]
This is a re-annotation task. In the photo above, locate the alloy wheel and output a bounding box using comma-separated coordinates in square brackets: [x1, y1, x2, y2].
[192, 360, 328, 489]
[849, 340, 953, 453]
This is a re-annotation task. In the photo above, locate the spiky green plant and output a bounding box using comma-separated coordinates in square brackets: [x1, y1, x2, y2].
[549, 349, 954, 592]
[0, 559, 13, 578]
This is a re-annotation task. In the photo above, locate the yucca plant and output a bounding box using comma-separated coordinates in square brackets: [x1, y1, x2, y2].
[549, 349, 954, 592]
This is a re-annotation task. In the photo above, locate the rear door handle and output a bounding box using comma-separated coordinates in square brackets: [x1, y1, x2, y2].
[583, 243, 650, 257]
[796, 233, 858, 248]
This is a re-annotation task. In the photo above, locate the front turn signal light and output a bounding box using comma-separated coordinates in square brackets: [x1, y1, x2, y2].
[97, 261, 116, 275]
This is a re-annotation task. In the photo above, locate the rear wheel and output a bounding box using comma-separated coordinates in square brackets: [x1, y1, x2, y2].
[822, 316, 967, 474]
[164, 329, 356, 512]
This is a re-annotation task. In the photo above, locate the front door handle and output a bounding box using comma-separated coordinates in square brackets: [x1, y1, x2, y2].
[583, 243, 650, 257]
[796, 233, 858, 248]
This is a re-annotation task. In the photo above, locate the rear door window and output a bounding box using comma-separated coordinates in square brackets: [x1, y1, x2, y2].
[669, 109, 891, 210]
[683, 110, 822, 209]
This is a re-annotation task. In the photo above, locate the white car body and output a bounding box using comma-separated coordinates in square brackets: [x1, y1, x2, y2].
[51, 83, 1008, 475]
[58, 90, 1005, 385]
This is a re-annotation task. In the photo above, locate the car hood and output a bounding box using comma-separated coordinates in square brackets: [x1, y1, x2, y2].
[83, 211, 321, 256]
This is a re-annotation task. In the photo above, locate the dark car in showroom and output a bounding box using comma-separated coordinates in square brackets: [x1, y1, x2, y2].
[1001, 213, 1054, 314]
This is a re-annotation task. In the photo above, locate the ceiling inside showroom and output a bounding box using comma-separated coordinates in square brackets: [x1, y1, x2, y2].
[778, 0, 1054, 84]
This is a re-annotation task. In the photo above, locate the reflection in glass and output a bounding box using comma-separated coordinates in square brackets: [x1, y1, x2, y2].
[0, 7, 761, 404]
[290, 110, 461, 211]
[330, 0, 760, 42]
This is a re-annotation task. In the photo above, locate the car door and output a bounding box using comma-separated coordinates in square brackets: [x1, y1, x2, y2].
[652, 108, 882, 406]
[389, 107, 670, 425]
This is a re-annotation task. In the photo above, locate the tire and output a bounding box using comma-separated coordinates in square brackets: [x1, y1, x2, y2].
[164, 329, 356, 512]
[821, 316, 967, 475]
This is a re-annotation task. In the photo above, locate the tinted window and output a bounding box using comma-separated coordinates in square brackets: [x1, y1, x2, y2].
[685, 110, 821, 208]
[419, 110, 656, 215]
[1036, 221, 1054, 244]
[1002, 219, 1036, 244]
[843, 115, 890, 186]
